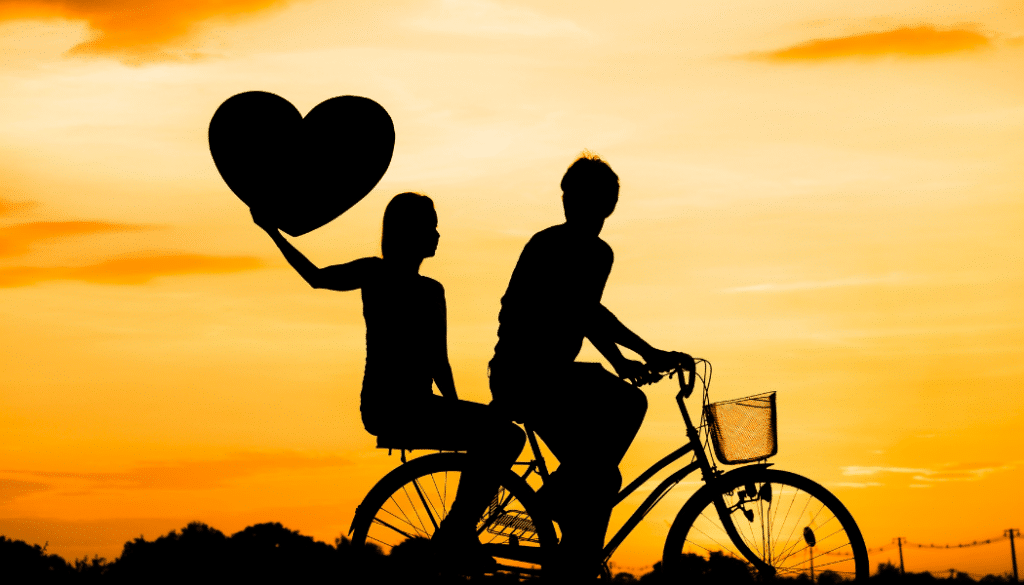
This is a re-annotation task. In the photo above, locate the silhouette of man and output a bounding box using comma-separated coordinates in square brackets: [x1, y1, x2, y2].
[488, 154, 692, 580]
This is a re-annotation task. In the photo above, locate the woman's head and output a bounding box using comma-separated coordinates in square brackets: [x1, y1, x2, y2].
[381, 192, 439, 261]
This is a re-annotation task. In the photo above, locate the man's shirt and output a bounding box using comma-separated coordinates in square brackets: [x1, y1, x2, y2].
[493, 223, 613, 368]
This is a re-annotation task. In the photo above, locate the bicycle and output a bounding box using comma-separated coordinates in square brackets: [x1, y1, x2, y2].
[348, 358, 870, 580]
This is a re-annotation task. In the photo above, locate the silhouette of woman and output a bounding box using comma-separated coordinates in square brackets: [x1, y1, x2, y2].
[253, 193, 524, 553]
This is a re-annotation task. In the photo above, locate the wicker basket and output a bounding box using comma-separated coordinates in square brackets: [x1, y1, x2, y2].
[704, 392, 777, 464]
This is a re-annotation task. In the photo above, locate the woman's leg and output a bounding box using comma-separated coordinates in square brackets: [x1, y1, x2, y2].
[389, 396, 526, 537]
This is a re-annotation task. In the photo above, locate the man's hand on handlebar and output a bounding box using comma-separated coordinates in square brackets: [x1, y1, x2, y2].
[617, 349, 696, 387]
[643, 349, 695, 376]
[611, 356, 650, 386]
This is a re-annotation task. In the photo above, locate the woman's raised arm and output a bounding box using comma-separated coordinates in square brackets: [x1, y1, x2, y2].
[253, 209, 379, 291]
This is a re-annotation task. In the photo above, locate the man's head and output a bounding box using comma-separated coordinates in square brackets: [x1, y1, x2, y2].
[561, 153, 619, 232]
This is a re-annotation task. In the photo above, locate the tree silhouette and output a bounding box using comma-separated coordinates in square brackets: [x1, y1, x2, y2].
[1, 526, 1016, 583]
[0, 535, 74, 583]
[230, 522, 337, 582]
[105, 521, 230, 584]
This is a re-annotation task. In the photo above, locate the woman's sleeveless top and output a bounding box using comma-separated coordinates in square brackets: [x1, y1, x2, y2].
[359, 263, 445, 434]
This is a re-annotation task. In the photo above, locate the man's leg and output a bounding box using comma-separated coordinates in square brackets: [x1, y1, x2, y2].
[531, 363, 648, 580]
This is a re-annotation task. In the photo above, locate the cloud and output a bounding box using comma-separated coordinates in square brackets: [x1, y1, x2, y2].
[0, 197, 37, 217]
[0, 221, 151, 258]
[756, 26, 990, 61]
[722, 273, 910, 294]
[0, 0, 292, 61]
[841, 463, 1013, 483]
[0, 252, 263, 287]
[409, 0, 586, 38]
[5, 451, 351, 492]
[0, 478, 52, 504]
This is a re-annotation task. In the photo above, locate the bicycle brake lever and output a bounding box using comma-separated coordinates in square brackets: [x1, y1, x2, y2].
[679, 366, 696, 399]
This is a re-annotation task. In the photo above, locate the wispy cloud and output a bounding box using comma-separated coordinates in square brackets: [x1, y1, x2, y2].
[831, 481, 883, 489]
[3, 452, 351, 494]
[723, 273, 909, 294]
[0, 221, 151, 258]
[842, 463, 1013, 483]
[754, 26, 990, 61]
[0, 197, 37, 217]
[409, 0, 586, 38]
[0, 253, 263, 287]
[0, 478, 51, 504]
[0, 0, 292, 62]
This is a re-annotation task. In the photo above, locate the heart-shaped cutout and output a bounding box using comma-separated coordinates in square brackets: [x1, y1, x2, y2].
[209, 91, 395, 237]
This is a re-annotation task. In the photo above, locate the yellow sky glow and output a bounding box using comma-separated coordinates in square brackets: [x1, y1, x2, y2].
[0, 0, 1021, 577]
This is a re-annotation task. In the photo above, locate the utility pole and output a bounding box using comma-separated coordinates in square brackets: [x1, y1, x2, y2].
[1006, 529, 1020, 583]
[893, 537, 906, 574]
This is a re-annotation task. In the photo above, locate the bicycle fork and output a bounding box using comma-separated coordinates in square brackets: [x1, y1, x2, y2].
[711, 482, 778, 577]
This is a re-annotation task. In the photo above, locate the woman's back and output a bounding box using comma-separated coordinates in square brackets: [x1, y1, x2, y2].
[359, 258, 447, 432]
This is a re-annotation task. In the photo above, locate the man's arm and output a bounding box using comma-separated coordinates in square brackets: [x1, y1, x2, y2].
[587, 304, 691, 379]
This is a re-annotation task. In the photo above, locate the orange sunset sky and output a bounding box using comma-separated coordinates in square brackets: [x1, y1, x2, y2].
[1, 0, 1022, 576]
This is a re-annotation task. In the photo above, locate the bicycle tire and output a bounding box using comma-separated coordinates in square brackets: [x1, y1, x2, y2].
[663, 467, 869, 581]
[350, 452, 556, 578]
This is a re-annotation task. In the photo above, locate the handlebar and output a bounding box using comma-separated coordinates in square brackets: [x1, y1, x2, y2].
[629, 353, 700, 399]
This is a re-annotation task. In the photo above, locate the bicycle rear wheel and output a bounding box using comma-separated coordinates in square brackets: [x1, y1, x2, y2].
[350, 452, 555, 578]
[663, 467, 868, 581]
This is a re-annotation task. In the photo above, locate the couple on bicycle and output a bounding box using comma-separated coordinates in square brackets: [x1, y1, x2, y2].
[253, 153, 693, 581]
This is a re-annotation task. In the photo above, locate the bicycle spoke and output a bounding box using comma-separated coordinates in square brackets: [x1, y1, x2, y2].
[351, 454, 553, 579]
[429, 472, 450, 523]
[380, 504, 430, 537]
[367, 534, 392, 550]
[774, 490, 813, 563]
[771, 482, 797, 551]
[372, 516, 417, 540]
[411, 478, 440, 531]
[688, 510, 741, 556]
[668, 470, 867, 581]
[778, 532, 853, 570]
[777, 543, 857, 574]
[400, 484, 430, 536]
[776, 500, 828, 565]
[384, 494, 430, 537]
[734, 506, 764, 561]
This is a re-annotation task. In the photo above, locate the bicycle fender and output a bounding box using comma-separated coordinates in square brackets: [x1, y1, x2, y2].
[702, 464, 773, 491]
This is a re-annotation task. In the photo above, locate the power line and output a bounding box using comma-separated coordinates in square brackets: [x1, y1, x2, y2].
[861, 531, 1021, 580]
[866, 535, 1010, 553]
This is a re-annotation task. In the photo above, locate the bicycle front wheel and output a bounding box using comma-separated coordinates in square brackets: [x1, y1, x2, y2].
[663, 467, 868, 581]
[350, 452, 556, 577]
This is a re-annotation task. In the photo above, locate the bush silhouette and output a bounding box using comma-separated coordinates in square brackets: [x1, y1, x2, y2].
[106, 521, 230, 584]
[230, 522, 337, 581]
[0, 536, 74, 583]
[2, 526, 1017, 583]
